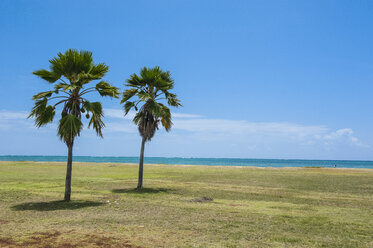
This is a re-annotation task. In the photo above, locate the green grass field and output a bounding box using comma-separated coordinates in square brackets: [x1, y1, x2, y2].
[0, 161, 372, 247]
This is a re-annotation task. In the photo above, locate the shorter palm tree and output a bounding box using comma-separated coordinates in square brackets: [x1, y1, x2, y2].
[29, 49, 119, 201]
[121, 66, 181, 189]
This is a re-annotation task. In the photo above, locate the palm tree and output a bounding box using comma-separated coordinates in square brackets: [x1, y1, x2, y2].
[121, 66, 181, 189]
[29, 49, 119, 201]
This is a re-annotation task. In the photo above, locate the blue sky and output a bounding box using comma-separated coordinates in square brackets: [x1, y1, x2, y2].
[1, 0, 373, 160]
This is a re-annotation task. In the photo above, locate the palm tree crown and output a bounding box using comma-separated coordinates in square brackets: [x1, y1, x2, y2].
[29, 49, 119, 144]
[121, 66, 181, 140]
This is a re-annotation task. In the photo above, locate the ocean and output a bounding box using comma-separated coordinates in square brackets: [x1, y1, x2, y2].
[0, 156, 372, 169]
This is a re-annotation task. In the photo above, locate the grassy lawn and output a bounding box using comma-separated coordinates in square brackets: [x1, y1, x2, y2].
[0, 161, 372, 247]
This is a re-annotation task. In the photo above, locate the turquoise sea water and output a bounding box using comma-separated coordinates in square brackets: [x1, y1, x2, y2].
[0, 156, 373, 169]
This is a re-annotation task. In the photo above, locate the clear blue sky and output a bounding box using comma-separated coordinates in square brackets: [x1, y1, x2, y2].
[1, 0, 373, 160]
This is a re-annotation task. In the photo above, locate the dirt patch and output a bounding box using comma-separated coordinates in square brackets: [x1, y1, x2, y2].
[0, 231, 142, 248]
[0, 237, 16, 246]
[20, 231, 61, 246]
[0, 220, 9, 225]
[189, 196, 213, 203]
[83, 234, 140, 248]
[83, 234, 119, 247]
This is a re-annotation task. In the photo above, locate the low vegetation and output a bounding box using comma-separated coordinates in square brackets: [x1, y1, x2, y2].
[0, 161, 372, 247]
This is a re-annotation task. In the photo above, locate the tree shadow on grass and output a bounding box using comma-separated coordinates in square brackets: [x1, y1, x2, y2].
[112, 187, 172, 194]
[11, 200, 104, 211]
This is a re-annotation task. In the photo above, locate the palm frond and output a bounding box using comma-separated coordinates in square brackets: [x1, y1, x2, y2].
[54, 83, 76, 92]
[58, 114, 83, 144]
[83, 101, 103, 116]
[123, 101, 135, 115]
[146, 100, 164, 117]
[28, 96, 55, 127]
[28, 98, 48, 118]
[76, 72, 99, 84]
[29, 99, 56, 128]
[95, 81, 120, 98]
[50, 49, 93, 80]
[33, 69, 60, 83]
[34, 106, 55, 127]
[121, 88, 138, 103]
[90, 63, 109, 78]
[83, 101, 104, 137]
[126, 73, 145, 88]
[165, 92, 182, 107]
[147, 101, 172, 131]
[137, 91, 154, 101]
[157, 70, 174, 90]
[88, 115, 105, 137]
[32, 90, 57, 100]
[159, 105, 172, 131]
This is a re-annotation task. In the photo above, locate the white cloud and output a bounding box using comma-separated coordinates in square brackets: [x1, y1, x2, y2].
[172, 113, 203, 118]
[100, 109, 368, 148]
[173, 118, 327, 137]
[0, 110, 28, 119]
[321, 128, 367, 147]
[0, 109, 368, 149]
[104, 108, 133, 120]
[105, 122, 137, 133]
[103, 108, 202, 120]
[171, 118, 367, 148]
[0, 110, 31, 131]
[100, 108, 328, 140]
[323, 128, 353, 141]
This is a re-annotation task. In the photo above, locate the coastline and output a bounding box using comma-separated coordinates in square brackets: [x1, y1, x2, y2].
[1, 160, 372, 172]
[1, 156, 373, 169]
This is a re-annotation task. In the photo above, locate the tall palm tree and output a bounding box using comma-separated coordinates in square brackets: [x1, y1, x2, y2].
[29, 49, 119, 201]
[121, 66, 181, 189]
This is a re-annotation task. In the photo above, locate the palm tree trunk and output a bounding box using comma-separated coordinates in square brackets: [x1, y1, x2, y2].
[64, 142, 73, 201]
[137, 137, 146, 189]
